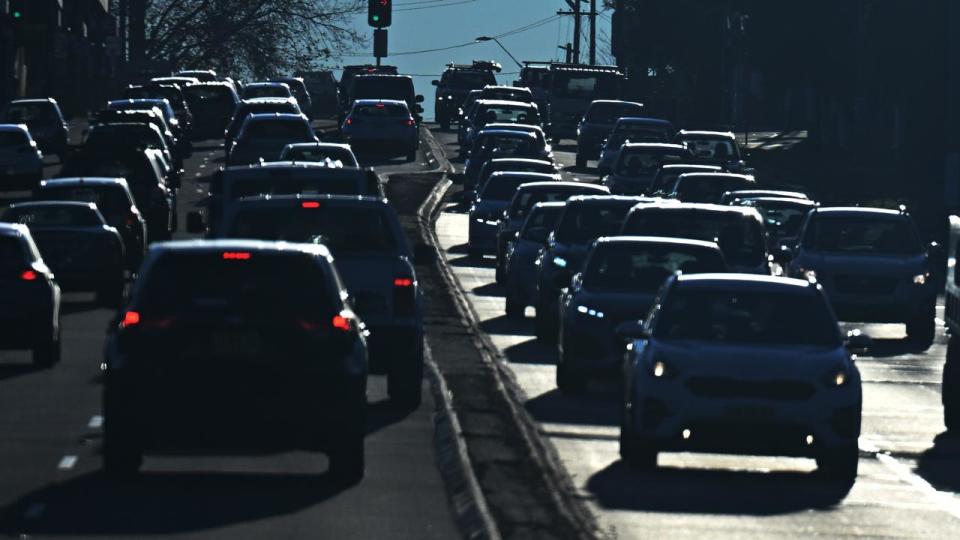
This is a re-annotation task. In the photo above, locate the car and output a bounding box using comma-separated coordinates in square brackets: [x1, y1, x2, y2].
[576, 100, 645, 168]
[150, 76, 201, 89]
[463, 129, 554, 189]
[101, 240, 369, 482]
[733, 196, 818, 257]
[0, 124, 44, 192]
[60, 148, 177, 242]
[175, 69, 219, 82]
[468, 157, 559, 203]
[786, 206, 938, 346]
[494, 182, 610, 280]
[339, 65, 400, 111]
[0, 223, 61, 367]
[621, 203, 774, 275]
[719, 189, 810, 205]
[181, 82, 240, 139]
[618, 274, 863, 482]
[91, 108, 180, 162]
[124, 84, 193, 139]
[297, 70, 341, 118]
[216, 195, 425, 406]
[460, 100, 543, 149]
[36, 177, 148, 270]
[340, 100, 419, 160]
[667, 172, 757, 204]
[603, 143, 692, 195]
[106, 99, 185, 144]
[533, 195, 654, 341]
[241, 81, 293, 100]
[556, 237, 727, 394]
[227, 113, 318, 166]
[0, 201, 125, 305]
[648, 164, 723, 196]
[596, 117, 675, 175]
[468, 172, 562, 257]
[346, 75, 424, 123]
[198, 162, 376, 234]
[270, 77, 313, 119]
[83, 122, 182, 178]
[433, 60, 500, 129]
[0, 98, 69, 160]
[478, 85, 535, 106]
[455, 90, 483, 138]
[943, 215, 960, 430]
[503, 202, 567, 319]
[224, 98, 302, 149]
[280, 142, 359, 168]
[675, 130, 748, 172]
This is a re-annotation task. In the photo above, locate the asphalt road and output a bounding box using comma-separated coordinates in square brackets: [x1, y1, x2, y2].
[429, 124, 960, 539]
[0, 125, 461, 539]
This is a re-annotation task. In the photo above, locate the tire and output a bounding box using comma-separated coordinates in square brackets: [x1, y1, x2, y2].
[388, 360, 423, 409]
[556, 357, 587, 395]
[535, 302, 550, 344]
[467, 247, 482, 259]
[575, 153, 586, 169]
[816, 445, 859, 484]
[944, 336, 960, 431]
[98, 280, 125, 308]
[102, 390, 143, 479]
[32, 325, 61, 368]
[906, 310, 936, 349]
[620, 414, 657, 470]
[406, 151, 417, 162]
[505, 296, 525, 320]
[494, 258, 505, 284]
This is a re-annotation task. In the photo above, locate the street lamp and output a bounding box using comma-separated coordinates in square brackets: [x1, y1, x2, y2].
[475, 36, 523, 69]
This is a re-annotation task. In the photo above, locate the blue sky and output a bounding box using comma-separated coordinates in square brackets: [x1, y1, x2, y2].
[331, 0, 612, 118]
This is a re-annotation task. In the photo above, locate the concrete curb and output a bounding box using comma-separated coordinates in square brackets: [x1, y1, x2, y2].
[415, 137, 601, 538]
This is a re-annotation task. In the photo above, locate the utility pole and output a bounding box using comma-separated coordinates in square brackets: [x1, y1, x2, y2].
[558, 0, 597, 65]
[588, 0, 597, 65]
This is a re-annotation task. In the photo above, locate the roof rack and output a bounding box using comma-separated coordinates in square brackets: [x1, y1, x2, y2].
[445, 60, 502, 73]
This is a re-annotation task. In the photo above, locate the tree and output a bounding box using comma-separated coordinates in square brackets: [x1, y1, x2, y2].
[139, 0, 366, 77]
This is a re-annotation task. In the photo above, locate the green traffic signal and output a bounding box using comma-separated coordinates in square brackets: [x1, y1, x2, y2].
[13, 11, 21, 18]
[372, 14, 379, 21]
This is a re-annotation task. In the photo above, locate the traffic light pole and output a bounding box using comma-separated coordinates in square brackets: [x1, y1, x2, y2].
[368, 0, 391, 65]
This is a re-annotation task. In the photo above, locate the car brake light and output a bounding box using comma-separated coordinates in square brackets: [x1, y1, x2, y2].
[125, 213, 138, 227]
[332, 313, 352, 331]
[301, 201, 321, 208]
[376, 103, 385, 108]
[394, 277, 414, 287]
[222, 252, 251, 260]
[394, 276, 416, 315]
[402, 118, 415, 126]
[345, 118, 353, 125]
[120, 310, 140, 328]
[21, 270, 38, 281]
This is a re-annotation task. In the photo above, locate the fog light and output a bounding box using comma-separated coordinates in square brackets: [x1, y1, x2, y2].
[805, 434, 815, 446]
[682, 428, 691, 440]
[653, 361, 666, 378]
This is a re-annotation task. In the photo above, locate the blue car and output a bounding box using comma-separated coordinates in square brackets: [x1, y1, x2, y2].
[340, 99, 419, 160]
[468, 171, 560, 257]
[504, 202, 566, 319]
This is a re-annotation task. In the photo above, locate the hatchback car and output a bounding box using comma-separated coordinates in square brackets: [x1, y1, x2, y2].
[468, 172, 561, 257]
[280, 142, 359, 168]
[504, 202, 566, 319]
[1, 99, 69, 160]
[596, 117, 676, 175]
[618, 274, 862, 483]
[0, 201, 125, 305]
[102, 240, 368, 483]
[603, 143, 692, 195]
[667, 172, 757, 204]
[461, 100, 542, 149]
[0, 223, 61, 367]
[124, 84, 193, 138]
[0, 124, 44, 192]
[557, 237, 727, 394]
[576, 100, 646, 168]
[341, 100, 419, 160]
[787, 207, 937, 346]
[270, 77, 313, 119]
[464, 129, 554, 189]
[227, 113, 317, 166]
[224, 98, 302, 149]
[733, 196, 818, 257]
[468, 157, 559, 203]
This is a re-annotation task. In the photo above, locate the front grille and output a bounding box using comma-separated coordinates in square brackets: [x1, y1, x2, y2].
[686, 377, 816, 401]
[832, 274, 899, 295]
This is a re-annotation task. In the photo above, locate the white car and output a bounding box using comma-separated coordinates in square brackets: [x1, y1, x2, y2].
[618, 274, 863, 482]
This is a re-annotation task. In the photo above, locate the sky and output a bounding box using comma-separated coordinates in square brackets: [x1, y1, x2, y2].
[330, 0, 613, 119]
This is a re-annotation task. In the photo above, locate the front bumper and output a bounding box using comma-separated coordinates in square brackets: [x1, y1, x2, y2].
[817, 277, 936, 323]
[469, 218, 500, 252]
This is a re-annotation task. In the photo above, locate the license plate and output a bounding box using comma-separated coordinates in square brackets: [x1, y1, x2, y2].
[211, 332, 262, 357]
[723, 404, 774, 421]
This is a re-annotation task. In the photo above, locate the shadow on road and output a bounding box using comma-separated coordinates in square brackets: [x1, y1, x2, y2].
[502, 338, 552, 363]
[0, 362, 42, 382]
[472, 283, 503, 297]
[915, 431, 960, 493]
[447, 255, 495, 269]
[525, 388, 619, 427]
[586, 460, 852, 515]
[479, 315, 530, 337]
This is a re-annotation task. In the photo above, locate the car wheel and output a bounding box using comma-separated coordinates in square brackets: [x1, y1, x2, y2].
[494, 258, 505, 285]
[575, 153, 586, 169]
[906, 310, 936, 349]
[388, 360, 423, 409]
[944, 335, 960, 431]
[556, 357, 586, 395]
[328, 430, 365, 485]
[406, 150, 417, 162]
[102, 393, 143, 479]
[505, 296, 525, 320]
[534, 302, 550, 344]
[467, 247, 482, 259]
[816, 445, 859, 484]
[32, 325, 61, 368]
[98, 280, 125, 308]
[620, 416, 657, 470]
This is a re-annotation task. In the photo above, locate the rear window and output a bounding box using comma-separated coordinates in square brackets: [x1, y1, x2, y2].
[283, 147, 354, 165]
[674, 176, 755, 204]
[481, 90, 531, 102]
[585, 102, 643, 123]
[554, 202, 636, 244]
[1, 206, 101, 227]
[520, 206, 565, 239]
[682, 137, 740, 160]
[584, 244, 726, 292]
[39, 186, 130, 217]
[5, 104, 57, 123]
[139, 253, 334, 318]
[608, 127, 669, 148]
[0, 236, 27, 269]
[446, 72, 497, 89]
[477, 106, 539, 125]
[510, 189, 596, 220]
[802, 216, 921, 255]
[87, 126, 164, 152]
[0, 131, 29, 146]
[225, 206, 398, 256]
[229, 176, 363, 199]
[354, 104, 409, 117]
[243, 86, 290, 99]
[476, 134, 540, 159]
[623, 211, 765, 266]
[351, 78, 413, 100]
[480, 176, 530, 201]
[126, 88, 185, 109]
[615, 149, 687, 176]
[243, 120, 312, 140]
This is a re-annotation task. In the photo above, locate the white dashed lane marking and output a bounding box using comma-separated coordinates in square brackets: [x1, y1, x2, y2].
[88, 415, 103, 429]
[57, 455, 77, 470]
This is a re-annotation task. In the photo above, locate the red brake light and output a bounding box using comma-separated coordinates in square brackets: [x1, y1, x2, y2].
[332, 313, 352, 331]
[394, 277, 414, 287]
[301, 201, 321, 209]
[120, 310, 141, 328]
[222, 252, 251, 260]
[345, 118, 353, 125]
[403, 118, 415, 126]
[376, 103, 385, 108]
[20, 270, 37, 281]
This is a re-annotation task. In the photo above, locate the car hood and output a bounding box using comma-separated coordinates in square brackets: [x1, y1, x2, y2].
[549, 243, 590, 270]
[795, 251, 928, 276]
[648, 339, 849, 380]
[569, 289, 655, 322]
[472, 200, 509, 218]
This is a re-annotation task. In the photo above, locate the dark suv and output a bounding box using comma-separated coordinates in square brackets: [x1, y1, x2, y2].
[432, 61, 500, 129]
[102, 240, 369, 483]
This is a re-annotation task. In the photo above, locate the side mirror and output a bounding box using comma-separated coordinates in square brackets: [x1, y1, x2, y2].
[570, 272, 583, 292]
[615, 320, 649, 341]
[778, 244, 794, 263]
[431, 80, 439, 86]
[186, 211, 206, 234]
[413, 243, 436, 265]
[929, 241, 944, 257]
[415, 95, 425, 103]
[844, 329, 872, 351]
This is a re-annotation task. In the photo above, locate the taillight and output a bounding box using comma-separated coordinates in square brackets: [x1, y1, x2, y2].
[20, 269, 38, 281]
[393, 276, 416, 315]
[119, 311, 173, 330]
[345, 118, 353, 126]
[124, 212, 139, 227]
[120, 310, 140, 328]
[222, 252, 251, 260]
[332, 312, 353, 332]
[403, 118, 415, 126]
[301, 201, 321, 209]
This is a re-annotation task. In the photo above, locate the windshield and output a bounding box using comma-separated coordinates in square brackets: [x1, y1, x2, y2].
[225, 206, 398, 256]
[446, 72, 497, 89]
[243, 86, 290, 99]
[479, 176, 531, 201]
[654, 289, 840, 347]
[584, 245, 726, 292]
[803, 216, 921, 255]
[477, 105, 539, 126]
[682, 137, 740, 161]
[2, 206, 101, 227]
[586, 103, 644, 123]
[520, 206, 564, 239]
[39, 186, 129, 218]
[4, 104, 56, 124]
[551, 72, 622, 99]
[745, 201, 812, 238]
[554, 203, 636, 244]
[229, 176, 362, 199]
[615, 149, 687, 177]
[674, 177, 755, 204]
[242, 120, 312, 140]
[354, 103, 409, 117]
[623, 212, 766, 266]
[282, 147, 355, 165]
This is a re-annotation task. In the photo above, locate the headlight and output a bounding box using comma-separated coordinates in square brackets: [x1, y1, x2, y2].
[823, 367, 850, 387]
[437, 96, 444, 101]
[447, 95, 454, 100]
[796, 267, 817, 282]
[647, 357, 674, 378]
[553, 256, 567, 268]
[576, 305, 605, 319]
[912, 273, 929, 285]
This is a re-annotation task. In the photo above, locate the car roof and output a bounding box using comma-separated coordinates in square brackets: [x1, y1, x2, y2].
[8, 98, 57, 106]
[488, 158, 554, 166]
[476, 100, 537, 108]
[477, 129, 537, 139]
[811, 207, 909, 219]
[590, 99, 643, 107]
[150, 239, 332, 259]
[674, 273, 815, 292]
[284, 142, 352, 151]
[244, 112, 308, 122]
[353, 99, 409, 107]
[739, 196, 818, 207]
[242, 97, 298, 106]
[0, 124, 30, 134]
[565, 195, 652, 206]
[594, 235, 722, 251]
[488, 171, 560, 181]
[517, 181, 608, 192]
[483, 85, 528, 92]
[725, 189, 808, 199]
[484, 123, 543, 133]
[622, 142, 687, 151]
[8, 200, 98, 211]
[109, 98, 169, 106]
[186, 81, 233, 88]
[531, 201, 567, 211]
[245, 82, 289, 88]
[0, 222, 30, 237]
[660, 164, 723, 172]
[677, 130, 736, 139]
[629, 202, 760, 217]
[615, 117, 673, 127]
[40, 177, 129, 189]
[224, 160, 362, 175]
[677, 172, 755, 182]
[231, 193, 388, 208]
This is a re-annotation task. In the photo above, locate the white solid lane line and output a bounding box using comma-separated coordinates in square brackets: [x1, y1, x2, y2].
[57, 455, 77, 470]
[88, 415, 103, 429]
[875, 452, 960, 520]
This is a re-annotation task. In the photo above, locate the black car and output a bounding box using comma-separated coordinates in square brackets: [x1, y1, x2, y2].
[182, 82, 241, 139]
[346, 75, 424, 122]
[36, 177, 148, 270]
[0, 202, 125, 305]
[270, 77, 314, 119]
[432, 60, 500, 129]
[556, 236, 727, 394]
[224, 98, 302, 149]
[0, 98, 69, 160]
[102, 240, 368, 483]
[575, 99, 645, 168]
[667, 172, 757, 204]
[124, 84, 193, 139]
[0, 223, 61, 367]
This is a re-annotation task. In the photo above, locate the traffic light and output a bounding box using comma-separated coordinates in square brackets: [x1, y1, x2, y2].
[368, 0, 391, 28]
